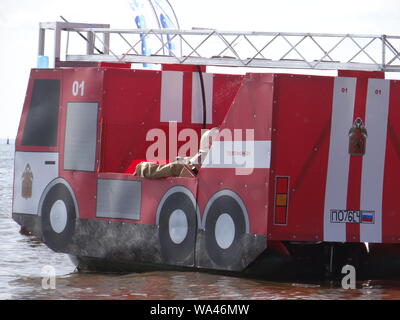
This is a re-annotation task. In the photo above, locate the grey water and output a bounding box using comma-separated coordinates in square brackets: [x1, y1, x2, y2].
[1, 140, 400, 300]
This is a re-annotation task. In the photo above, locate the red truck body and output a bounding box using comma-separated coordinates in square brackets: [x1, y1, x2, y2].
[12, 65, 400, 278]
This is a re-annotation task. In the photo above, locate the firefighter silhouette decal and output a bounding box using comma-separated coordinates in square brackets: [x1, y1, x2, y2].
[349, 117, 367, 156]
[22, 164, 33, 199]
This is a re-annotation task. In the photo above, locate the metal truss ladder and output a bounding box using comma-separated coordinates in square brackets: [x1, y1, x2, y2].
[39, 21, 400, 72]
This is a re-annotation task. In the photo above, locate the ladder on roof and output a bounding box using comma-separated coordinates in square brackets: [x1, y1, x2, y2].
[39, 21, 400, 72]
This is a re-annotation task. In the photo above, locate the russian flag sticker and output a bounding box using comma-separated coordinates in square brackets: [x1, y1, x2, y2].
[361, 211, 375, 224]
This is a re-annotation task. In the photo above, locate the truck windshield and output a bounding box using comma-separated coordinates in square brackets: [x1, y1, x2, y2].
[22, 79, 60, 147]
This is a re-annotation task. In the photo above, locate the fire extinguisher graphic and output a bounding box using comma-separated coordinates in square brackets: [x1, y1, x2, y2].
[22, 164, 33, 199]
[349, 117, 367, 156]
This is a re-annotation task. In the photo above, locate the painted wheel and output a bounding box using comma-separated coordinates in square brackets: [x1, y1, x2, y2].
[204, 193, 248, 268]
[41, 183, 76, 252]
[158, 189, 197, 264]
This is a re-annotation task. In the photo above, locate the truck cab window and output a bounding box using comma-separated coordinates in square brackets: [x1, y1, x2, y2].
[22, 79, 60, 147]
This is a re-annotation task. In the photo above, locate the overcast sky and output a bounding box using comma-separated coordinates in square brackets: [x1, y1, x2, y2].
[1, 0, 400, 138]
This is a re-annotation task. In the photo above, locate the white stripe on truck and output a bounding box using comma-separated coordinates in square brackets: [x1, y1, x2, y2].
[360, 79, 390, 243]
[323, 77, 357, 242]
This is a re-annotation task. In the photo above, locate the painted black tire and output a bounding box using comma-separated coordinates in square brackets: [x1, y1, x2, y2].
[41, 183, 76, 252]
[204, 195, 247, 268]
[158, 191, 197, 264]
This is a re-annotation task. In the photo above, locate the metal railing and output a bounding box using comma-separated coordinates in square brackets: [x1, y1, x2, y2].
[39, 21, 400, 72]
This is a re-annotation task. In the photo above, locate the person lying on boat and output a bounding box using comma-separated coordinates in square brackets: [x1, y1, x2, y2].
[134, 128, 219, 179]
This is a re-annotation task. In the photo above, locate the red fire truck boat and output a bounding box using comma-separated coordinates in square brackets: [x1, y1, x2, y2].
[12, 22, 400, 279]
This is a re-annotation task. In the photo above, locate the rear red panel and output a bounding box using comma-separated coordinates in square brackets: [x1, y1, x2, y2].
[382, 80, 400, 243]
[268, 73, 400, 244]
[268, 74, 334, 242]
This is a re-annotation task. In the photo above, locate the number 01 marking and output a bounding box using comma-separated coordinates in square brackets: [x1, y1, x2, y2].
[72, 81, 85, 97]
[375, 89, 382, 95]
